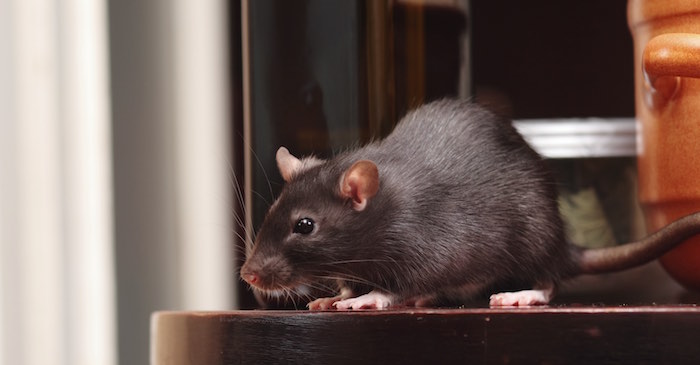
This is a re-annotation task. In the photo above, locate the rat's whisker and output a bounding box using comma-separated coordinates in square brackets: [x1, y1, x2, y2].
[304, 280, 338, 295]
[251, 190, 271, 208]
[325, 258, 404, 265]
[313, 273, 391, 294]
[245, 139, 276, 205]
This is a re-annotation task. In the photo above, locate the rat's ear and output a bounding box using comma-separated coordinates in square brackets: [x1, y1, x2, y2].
[276, 147, 324, 182]
[339, 160, 379, 211]
[276, 147, 301, 182]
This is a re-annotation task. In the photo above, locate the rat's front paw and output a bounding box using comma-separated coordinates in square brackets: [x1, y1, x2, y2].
[307, 287, 354, 310]
[308, 297, 340, 310]
[334, 291, 393, 310]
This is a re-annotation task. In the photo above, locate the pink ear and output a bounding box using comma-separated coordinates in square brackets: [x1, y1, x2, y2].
[340, 160, 379, 211]
[276, 147, 301, 182]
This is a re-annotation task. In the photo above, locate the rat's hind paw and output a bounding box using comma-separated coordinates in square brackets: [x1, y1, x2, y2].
[334, 291, 394, 310]
[489, 284, 555, 307]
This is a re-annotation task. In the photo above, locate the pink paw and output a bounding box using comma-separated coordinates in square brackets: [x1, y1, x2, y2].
[308, 297, 341, 310]
[307, 287, 353, 310]
[489, 289, 551, 307]
[334, 291, 394, 310]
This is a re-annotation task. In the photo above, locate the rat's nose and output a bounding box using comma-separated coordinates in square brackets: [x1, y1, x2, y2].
[240, 265, 260, 285]
[242, 272, 259, 285]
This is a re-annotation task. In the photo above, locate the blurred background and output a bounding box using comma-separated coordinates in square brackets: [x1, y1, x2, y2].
[2, 1, 232, 364]
[0, 0, 691, 364]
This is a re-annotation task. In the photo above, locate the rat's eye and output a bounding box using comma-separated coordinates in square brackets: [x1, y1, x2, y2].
[293, 217, 315, 234]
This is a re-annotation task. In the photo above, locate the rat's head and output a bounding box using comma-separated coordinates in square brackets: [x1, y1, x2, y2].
[240, 147, 380, 298]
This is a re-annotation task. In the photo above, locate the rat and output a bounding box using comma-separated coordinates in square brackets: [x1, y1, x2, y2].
[239, 98, 700, 309]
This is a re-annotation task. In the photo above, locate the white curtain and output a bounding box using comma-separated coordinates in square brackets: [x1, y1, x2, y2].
[1, 0, 234, 364]
[171, 0, 235, 312]
[0, 0, 116, 364]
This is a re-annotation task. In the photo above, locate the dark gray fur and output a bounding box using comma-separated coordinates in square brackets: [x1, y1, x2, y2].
[241, 98, 700, 305]
[243, 99, 574, 303]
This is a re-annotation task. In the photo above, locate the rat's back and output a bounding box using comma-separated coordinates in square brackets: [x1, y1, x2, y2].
[347, 99, 573, 298]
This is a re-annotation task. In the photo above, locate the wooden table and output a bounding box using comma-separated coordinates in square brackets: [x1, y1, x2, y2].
[152, 306, 700, 364]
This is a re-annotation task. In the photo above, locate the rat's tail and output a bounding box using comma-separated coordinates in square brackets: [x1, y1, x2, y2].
[575, 211, 700, 275]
